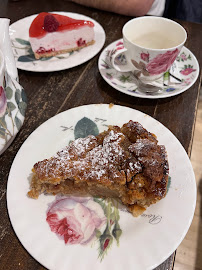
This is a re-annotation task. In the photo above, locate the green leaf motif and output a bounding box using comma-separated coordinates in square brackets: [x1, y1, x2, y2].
[14, 116, 22, 131]
[0, 116, 7, 129]
[94, 198, 107, 216]
[15, 89, 21, 105]
[119, 75, 131, 83]
[163, 71, 169, 81]
[95, 228, 102, 238]
[68, 140, 73, 145]
[112, 221, 122, 245]
[3, 76, 6, 88]
[7, 102, 16, 112]
[28, 47, 34, 55]
[15, 38, 31, 46]
[21, 88, 27, 103]
[74, 117, 99, 139]
[18, 101, 27, 116]
[166, 176, 171, 194]
[0, 127, 6, 139]
[5, 86, 13, 100]
[18, 54, 36, 62]
[40, 57, 53, 61]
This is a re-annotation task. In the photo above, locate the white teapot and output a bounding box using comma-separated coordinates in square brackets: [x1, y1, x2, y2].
[0, 18, 27, 155]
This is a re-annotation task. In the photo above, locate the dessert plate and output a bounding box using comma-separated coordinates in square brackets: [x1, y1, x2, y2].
[7, 104, 196, 270]
[9, 12, 106, 72]
[98, 39, 199, 99]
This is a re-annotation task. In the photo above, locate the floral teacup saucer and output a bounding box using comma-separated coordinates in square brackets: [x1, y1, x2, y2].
[98, 39, 199, 99]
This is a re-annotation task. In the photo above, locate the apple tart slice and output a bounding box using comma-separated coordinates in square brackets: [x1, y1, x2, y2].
[28, 120, 169, 217]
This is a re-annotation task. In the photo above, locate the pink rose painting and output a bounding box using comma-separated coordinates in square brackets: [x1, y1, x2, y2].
[131, 48, 179, 77]
[46, 196, 122, 261]
[116, 41, 124, 47]
[180, 65, 196, 76]
[0, 86, 7, 117]
[47, 196, 106, 245]
[146, 48, 179, 75]
[140, 52, 149, 63]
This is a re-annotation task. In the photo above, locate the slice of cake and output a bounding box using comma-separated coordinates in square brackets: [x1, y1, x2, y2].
[28, 121, 169, 217]
[29, 12, 95, 59]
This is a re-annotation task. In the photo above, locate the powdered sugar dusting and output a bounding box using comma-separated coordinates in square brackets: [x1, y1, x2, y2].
[128, 161, 142, 172]
[34, 135, 98, 179]
[34, 131, 127, 182]
[129, 138, 156, 157]
[61, 130, 126, 182]
[33, 125, 168, 188]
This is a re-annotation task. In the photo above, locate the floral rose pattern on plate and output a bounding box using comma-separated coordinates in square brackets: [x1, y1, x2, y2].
[46, 196, 122, 261]
[99, 39, 198, 97]
[46, 196, 106, 245]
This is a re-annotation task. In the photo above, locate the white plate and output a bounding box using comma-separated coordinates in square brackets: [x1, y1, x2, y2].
[9, 12, 106, 72]
[7, 104, 196, 270]
[98, 39, 199, 99]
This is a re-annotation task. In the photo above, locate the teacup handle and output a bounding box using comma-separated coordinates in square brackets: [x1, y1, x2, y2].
[111, 48, 133, 73]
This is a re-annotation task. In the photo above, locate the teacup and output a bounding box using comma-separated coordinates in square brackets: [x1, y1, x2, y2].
[112, 16, 187, 81]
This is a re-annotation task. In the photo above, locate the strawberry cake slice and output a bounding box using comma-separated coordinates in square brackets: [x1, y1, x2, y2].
[29, 12, 95, 59]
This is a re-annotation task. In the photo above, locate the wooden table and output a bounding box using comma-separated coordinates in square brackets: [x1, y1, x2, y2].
[0, 0, 201, 269]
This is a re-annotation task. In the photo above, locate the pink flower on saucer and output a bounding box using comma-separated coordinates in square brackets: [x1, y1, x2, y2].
[146, 48, 179, 75]
[140, 52, 149, 63]
[116, 46, 124, 50]
[0, 86, 7, 117]
[116, 41, 124, 46]
[180, 66, 196, 76]
[46, 196, 106, 245]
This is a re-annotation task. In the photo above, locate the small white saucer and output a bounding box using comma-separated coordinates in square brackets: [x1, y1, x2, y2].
[98, 39, 199, 99]
[9, 12, 106, 72]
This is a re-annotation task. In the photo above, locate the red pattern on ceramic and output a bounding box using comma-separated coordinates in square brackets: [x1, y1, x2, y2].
[146, 49, 179, 75]
[116, 41, 124, 46]
[140, 52, 149, 63]
[0, 86, 7, 117]
[29, 12, 94, 38]
[46, 196, 106, 245]
[180, 67, 196, 75]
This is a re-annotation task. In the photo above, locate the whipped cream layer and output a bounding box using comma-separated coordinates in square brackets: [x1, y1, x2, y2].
[29, 26, 94, 52]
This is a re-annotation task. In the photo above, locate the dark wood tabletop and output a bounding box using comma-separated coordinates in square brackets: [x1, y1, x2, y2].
[0, 0, 201, 269]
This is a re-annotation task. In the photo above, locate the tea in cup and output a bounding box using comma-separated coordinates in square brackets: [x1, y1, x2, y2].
[112, 16, 187, 81]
